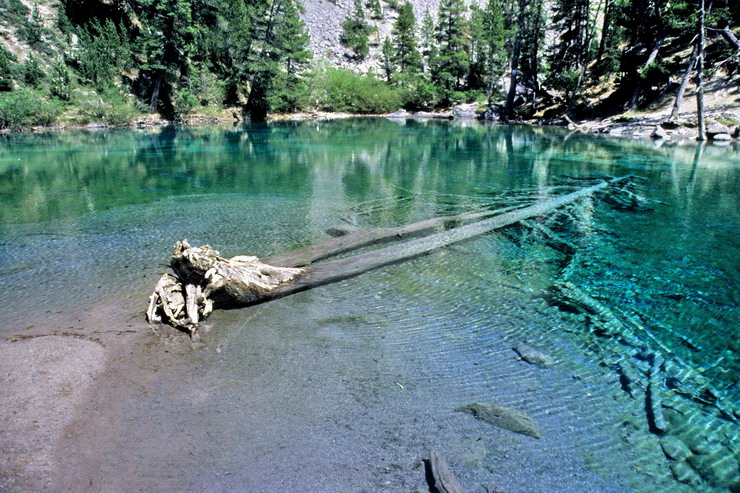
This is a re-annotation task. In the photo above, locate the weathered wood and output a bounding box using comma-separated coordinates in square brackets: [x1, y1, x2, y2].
[265, 205, 522, 268]
[147, 176, 632, 334]
[268, 176, 631, 299]
[429, 451, 468, 493]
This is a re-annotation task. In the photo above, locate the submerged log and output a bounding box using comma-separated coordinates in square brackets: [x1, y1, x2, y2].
[265, 204, 523, 268]
[428, 451, 469, 493]
[146, 176, 633, 334]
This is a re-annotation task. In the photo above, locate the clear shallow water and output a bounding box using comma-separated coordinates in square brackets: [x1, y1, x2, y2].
[0, 120, 738, 491]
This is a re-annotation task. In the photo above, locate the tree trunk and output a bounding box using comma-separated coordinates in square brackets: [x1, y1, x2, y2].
[146, 176, 634, 334]
[696, 0, 706, 141]
[596, 0, 613, 63]
[265, 205, 523, 268]
[504, 0, 528, 122]
[719, 27, 740, 50]
[149, 72, 163, 113]
[628, 30, 665, 109]
[670, 43, 699, 120]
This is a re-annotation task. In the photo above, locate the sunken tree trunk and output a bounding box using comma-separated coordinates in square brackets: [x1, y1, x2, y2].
[146, 177, 633, 336]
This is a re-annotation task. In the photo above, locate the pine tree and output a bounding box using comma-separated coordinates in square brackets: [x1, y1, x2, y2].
[381, 37, 394, 82]
[518, 0, 546, 97]
[392, 2, 422, 74]
[546, 0, 591, 100]
[468, 0, 508, 102]
[419, 10, 436, 72]
[78, 20, 131, 88]
[0, 46, 16, 92]
[21, 54, 45, 88]
[49, 57, 73, 101]
[216, 0, 255, 102]
[138, 0, 198, 112]
[246, 0, 312, 119]
[433, 0, 469, 103]
[341, 0, 371, 59]
[367, 0, 383, 20]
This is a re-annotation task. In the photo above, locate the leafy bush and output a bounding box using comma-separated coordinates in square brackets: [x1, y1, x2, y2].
[395, 73, 437, 110]
[310, 68, 401, 114]
[0, 90, 63, 129]
[172, 87, 199, 115]
[75, 87, 140, 125]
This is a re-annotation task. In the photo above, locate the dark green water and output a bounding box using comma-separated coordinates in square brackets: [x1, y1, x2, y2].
[0, 119, 738, 491]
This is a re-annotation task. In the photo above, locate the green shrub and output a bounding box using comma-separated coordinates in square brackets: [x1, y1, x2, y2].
[0, 90, 63, 129]
[75, 87, 140, 125]
[395, 73, 437, 110]
[21, 55, 45, 88]
[172, 87, 199, 116]
[311, 68, 401, 114]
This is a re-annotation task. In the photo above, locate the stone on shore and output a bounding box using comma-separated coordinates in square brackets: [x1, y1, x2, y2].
[705, 122, 731, 137]
[386, 109, 408, 119]
[711, 133, 731, 141]
[452, 103, 479, 120]
[651, 125, 669, 139]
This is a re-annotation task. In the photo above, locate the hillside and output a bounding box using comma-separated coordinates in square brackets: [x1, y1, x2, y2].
[0, 0, 738, 130]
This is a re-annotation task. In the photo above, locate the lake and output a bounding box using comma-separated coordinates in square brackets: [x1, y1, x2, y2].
[0, 119, 737, 491]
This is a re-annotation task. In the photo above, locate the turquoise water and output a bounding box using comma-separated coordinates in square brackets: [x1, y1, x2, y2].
[0, 120, 738, 490]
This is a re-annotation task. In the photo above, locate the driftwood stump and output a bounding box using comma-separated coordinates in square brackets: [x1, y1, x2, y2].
[146, 240, 303, 335]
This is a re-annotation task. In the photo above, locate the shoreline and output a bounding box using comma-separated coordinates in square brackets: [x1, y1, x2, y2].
[2, 102, 738, 147]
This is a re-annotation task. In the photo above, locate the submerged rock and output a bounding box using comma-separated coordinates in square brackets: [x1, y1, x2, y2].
[660, 436, 692, 461]
[670, 461, 702, 487]
[456, 402, 541, 439]
[513, 344, 555, 368]
[687, 445, 739, 487]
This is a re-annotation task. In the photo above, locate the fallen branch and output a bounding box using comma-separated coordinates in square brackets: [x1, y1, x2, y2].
[146, 176, 633, 335]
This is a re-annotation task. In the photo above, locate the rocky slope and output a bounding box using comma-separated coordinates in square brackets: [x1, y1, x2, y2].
[301, 0, 443, 72]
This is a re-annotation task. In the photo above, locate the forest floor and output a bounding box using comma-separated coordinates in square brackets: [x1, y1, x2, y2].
[568, 74, 740, 141]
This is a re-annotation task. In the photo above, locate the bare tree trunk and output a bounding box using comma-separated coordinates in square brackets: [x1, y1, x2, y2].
[670, 43, 699, 120]
[718, 27, 740, 50]
[504, 0, 528, 122]
[696, 0, 706, 141]
[567, 0, 604, 116]
[628, 30, 665, 109]
[596, 0, 613, 63]
[149, 73, 162, 113]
